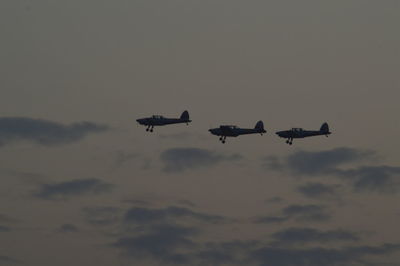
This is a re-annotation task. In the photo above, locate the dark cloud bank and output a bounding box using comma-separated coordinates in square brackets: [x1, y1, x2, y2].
[106, 205, 400, 266]
[111, 205, 227, 264]
[160, 147, 242, 172]
[0, 117, 108, 147]
[265, 147, 400, 193]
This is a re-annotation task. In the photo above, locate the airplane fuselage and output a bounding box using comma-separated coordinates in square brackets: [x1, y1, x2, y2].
[209, 128, 261, 137]
[136, 118, 191, 126]
[276, 130, 328, 139]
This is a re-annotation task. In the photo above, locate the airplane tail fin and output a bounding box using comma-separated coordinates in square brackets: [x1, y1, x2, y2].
[255, 120, 266, 133]
[180, 110, 190, 121]
[320, 122, 330, 134]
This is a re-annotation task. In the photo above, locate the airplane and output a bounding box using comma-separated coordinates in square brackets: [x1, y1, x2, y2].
[209, 121, 266, 143]
[276, 122, 331, 145]
[136, 110, 191, 132]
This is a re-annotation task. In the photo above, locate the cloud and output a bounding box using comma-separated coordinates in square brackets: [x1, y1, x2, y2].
[109, 203, 400, 266]
[195, 239, 400, 266]
[177, 199, 197, 208]
[285, 148, 373, 175]
[124, 206, 225, 224]
[0, 117, 108, 147]
[58, 224, 79, 233]
[160, 148, 242, 172]
[271, 227, 359, 245]
[282, 204, 331, 222]
[255, 216, 289, 224]
[250, 243, 400, 266]
[0, 214, 16, 224]
[347, 166, 400, 192]
[111, 223, 198, 264]
[297, 182, 340, 199]
[82, 206, 120, 226]
[112, 224, 400, 266]
[0, 255, 20, 264]
[264, 147, 372, 175]
[111, 206, 235, 264]
[198, 240, 258, 265]
[265, 147, 400, 193]
[255, 204, 331, 224]
[265, 196, 284, 203]
[0, 226, 11, 232]
[34, 178, 114, 200]
[113, 151, 139, 167]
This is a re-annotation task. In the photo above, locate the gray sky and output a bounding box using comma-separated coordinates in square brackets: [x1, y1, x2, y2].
[1, 1, 400, 265]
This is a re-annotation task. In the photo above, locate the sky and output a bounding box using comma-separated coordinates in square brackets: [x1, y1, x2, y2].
[1, 1, 400, 265]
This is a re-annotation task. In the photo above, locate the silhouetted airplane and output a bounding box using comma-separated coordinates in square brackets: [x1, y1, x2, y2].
[136, 111, 191, 132]
[209, 121, 266, 143]
[276, 122, 331, 145]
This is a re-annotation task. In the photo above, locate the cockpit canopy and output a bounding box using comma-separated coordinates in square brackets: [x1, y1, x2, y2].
[221, 125, 237, 129]
[291, 128, 303, 132]
[152, 115, 164, 119]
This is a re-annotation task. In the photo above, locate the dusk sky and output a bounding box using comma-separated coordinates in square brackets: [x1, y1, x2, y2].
[1, 1, 400, 265]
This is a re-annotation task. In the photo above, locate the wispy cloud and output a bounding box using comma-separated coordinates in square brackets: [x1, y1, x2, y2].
[271, 227, 359, 245]
[255, 204, 331, 224]
[0, 226, 11, 232]
[124, 206, 225, 224]
[82, 206, 120, 226]
[0, 117, 109, 147]
[265, 196, 284, 204]
[0, 214, 17, 224]
[160, 147, 242, 172]
[34, 178, 114, 200]
[297, 182, 341, 199]
[0, 255, 21, 264]
[57, 224, 79, 233]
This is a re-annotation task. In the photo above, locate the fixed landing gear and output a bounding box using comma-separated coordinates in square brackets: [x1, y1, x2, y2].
[286, 138, 293, 145]
[219, 136, 226, 144]
[146, 126, 154, 132]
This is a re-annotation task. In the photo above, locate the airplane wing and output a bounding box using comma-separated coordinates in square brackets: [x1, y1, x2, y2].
[220, 125, 235, 135]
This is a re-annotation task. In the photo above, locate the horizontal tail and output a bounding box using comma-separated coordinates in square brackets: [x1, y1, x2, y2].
[180, 110, 190, 121]
[255, 120, 266, 133]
